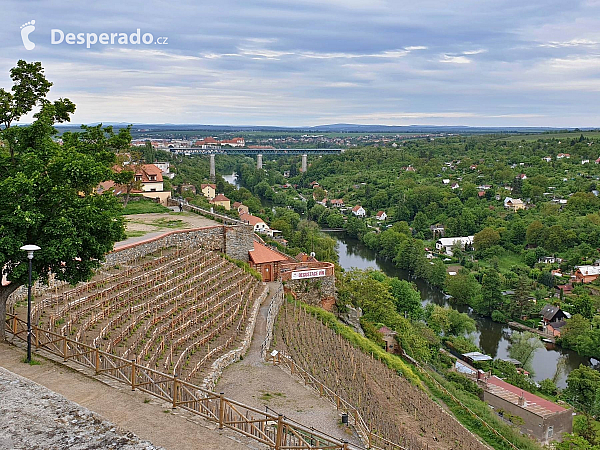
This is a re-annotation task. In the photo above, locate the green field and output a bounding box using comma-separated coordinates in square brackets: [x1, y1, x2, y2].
[499, 130, 600, 142]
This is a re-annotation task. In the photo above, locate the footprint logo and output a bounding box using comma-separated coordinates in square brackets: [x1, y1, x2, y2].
[20, 20, 36, 50]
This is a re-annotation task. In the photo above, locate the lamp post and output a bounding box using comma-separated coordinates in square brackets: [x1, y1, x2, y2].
[20, 244, 40, 363]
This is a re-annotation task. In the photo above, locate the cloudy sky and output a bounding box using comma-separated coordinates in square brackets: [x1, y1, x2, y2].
[2, 0, 600, 127]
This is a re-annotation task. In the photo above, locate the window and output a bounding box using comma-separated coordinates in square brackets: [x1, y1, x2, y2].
[135, 175, 142, 181]
[547, 426, 553, 439]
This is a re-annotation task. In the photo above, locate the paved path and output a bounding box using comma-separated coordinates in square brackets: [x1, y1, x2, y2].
[215, 283, 364, 448]
[0, 342, 262, 450]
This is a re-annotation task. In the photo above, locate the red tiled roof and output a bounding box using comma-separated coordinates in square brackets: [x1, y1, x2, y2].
[210, 193, 230, 203]
[376, 211, 385, 217]
[352, 205, 363, 212]
[249, 241, 289, 264]
[240, 212, 266, 226]
[486, 376, 567, 416]
[201, 184, 216, 190]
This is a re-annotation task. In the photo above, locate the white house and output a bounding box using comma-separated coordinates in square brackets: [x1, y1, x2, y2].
[451, 183, 460, 190]
[436, 236, 474, 256]
[442, 179, 450, 185]
[375, 211, 387, 221]
[351, 205, 366, 217]
[240, 212, 270, 233]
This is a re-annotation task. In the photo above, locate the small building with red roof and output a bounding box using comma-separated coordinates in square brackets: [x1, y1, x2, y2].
[209, 193, 231, 210]
[239, 213, 269, 233]
[482, 375, 572, 444]
[249, 241, 292, 282]
[201, 183, 216, 200]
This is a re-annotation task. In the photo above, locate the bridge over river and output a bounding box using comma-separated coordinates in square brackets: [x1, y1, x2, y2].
[168, 147, 344, 178]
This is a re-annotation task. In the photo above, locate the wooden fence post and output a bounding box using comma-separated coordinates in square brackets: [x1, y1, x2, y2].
[35, 327, 39, 348]
[342, 441, 349, 450]
[63, 334, 68, 361]
[131, 360, 136, 390]
[275, 415, 284, 450]
[219, 392, 225, 429]
[12, 316, 17, 334]
[172, 375, 179, 409]
[95, 346, 100, 374]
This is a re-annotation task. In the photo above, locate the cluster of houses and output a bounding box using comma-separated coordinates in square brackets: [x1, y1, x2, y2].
[193, 137, 245, 148]
[200, 184, 232, 210]
[98, 162, 172, 205]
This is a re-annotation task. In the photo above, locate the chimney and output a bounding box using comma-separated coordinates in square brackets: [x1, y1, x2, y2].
[518, 391, 526, 407]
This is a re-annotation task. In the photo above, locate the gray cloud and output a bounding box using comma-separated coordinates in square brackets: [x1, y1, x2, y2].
[1, 0, 599, 126]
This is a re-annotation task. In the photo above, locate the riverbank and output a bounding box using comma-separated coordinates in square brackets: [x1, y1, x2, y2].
[327, 231, 590, 388]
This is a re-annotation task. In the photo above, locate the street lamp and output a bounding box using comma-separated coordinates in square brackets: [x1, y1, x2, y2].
[20, 244, 40, 363]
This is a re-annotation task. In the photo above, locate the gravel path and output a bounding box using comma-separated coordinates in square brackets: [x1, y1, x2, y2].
[0, 367, 160, 450]
[215, 283, 364, 448]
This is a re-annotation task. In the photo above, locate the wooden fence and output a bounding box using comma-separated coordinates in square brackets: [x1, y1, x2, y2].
[5, 314, 353, 450]
[267, 351, 406, 450]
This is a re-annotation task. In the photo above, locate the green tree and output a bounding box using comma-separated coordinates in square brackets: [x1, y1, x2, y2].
[387, 277, 422, 319]
[508, 331, 544, 374]
[526, 220, 545, 246]
[565, 365, 600, 413]
[479, 268, 502, 316]
[428, 258, 448, 288]
[0, 62, 126, 340]
[444, 269, 480, 305]
[473, 227, 501, 251]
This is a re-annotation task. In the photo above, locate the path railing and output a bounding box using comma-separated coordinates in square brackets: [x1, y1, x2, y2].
[6, 313, 351, 450]
[267, 350, 406, 450]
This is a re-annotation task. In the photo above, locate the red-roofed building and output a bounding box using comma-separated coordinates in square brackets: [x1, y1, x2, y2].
[351, 205, 366, 217]
[100, 163, 170, 204]
[201, 183, 216, 200]
[482, 375, 572, 444]
[239, 213, 269, 233]
[249, 241, 292, 282]
[375, 211, 387, 221]
[195, 137, 219, 147]
[209, 193, 230, 210]
[220, 137, 245, 147]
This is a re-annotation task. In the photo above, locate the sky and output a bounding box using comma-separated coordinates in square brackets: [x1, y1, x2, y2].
[2, 0, 600, 127]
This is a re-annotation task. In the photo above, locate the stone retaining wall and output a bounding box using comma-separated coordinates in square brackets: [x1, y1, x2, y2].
[108, 224, 253, 266]
[260, 282, 284, 359]
[283, 274, 335, 306]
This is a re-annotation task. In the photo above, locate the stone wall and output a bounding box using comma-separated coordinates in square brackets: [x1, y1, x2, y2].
[283, 274, 335, 306]
[260, 282, 284, 359]
[107, 225, 253, 266]
[224, 225, 253, 262]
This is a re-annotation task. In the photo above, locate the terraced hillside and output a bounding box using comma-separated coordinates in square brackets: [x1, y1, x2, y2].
[21, 246, 265, 383]
[276, 302, 488, 450]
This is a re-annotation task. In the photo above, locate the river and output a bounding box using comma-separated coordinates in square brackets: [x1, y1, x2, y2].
[329, 232, 591, 388]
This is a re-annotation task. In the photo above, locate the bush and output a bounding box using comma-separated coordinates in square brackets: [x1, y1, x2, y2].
[446, 371, 483, 396]
[539, 379, 558, 396]
[491, 309, 508, 323]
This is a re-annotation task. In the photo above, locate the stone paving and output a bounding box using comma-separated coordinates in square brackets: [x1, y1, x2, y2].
[0, 367, 161, 450]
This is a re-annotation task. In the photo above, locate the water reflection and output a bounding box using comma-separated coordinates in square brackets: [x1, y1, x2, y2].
[222, 173, 240, 188]
[328, 232, 590, 388]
